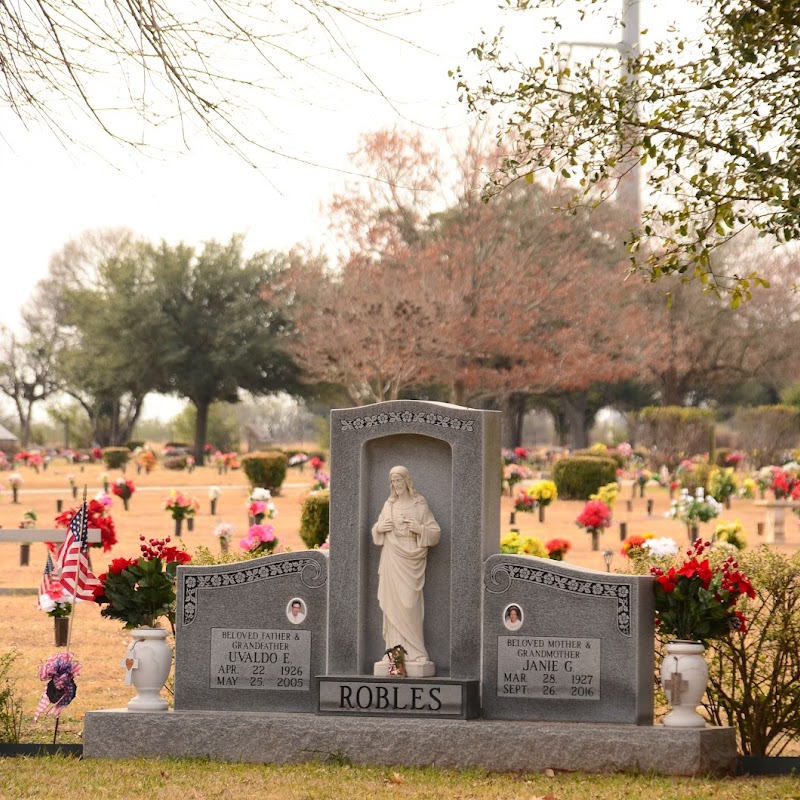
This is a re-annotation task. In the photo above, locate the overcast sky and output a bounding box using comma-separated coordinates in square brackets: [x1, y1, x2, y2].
[1, 3, 511, 320]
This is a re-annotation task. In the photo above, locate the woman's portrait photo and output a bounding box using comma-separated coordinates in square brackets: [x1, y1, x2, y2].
[504, 604, 523, 631]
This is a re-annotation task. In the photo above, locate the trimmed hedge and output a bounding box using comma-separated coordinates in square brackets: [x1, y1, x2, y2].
[102, 447, 130, 470]
[732, 405, 800, 468]
[636, 406, 715, 470]
[299, 491, 330, 549]
[552, 456, 618, 500]
[241, 451, 288, 493]
[573, 449, 626, 469]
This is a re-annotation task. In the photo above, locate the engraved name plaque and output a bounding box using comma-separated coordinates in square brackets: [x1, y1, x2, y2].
[209, 628, 311, 691]
[496, 636, 601, 700]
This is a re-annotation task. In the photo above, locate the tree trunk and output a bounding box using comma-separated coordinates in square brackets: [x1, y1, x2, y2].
[450, 379, 466, 407]
[194, 399, 210, 466]
[500, 393, 528, 449]
[659, 366, 685, 407]
[20, 405, 32, 449]
[552, 407, 570, 447]
[560, 393, 591, 450]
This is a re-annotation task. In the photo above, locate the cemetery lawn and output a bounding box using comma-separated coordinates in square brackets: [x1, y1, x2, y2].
[1, 460, 798, 758]
[0, 759, 798, 800]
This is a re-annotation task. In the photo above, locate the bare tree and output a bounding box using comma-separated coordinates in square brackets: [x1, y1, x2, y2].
[2, 1, 420, 157]
[0, 289, 64, 446]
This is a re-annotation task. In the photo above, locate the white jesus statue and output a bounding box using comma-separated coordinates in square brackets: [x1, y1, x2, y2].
[371, 465, 441, 678]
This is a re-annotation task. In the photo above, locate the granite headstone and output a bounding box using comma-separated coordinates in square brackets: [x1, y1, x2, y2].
[482, 554, 654, 724]
[174, 550, 328, 713]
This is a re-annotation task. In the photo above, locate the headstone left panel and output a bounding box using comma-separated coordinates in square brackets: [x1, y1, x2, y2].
[174, 551, 328, 713]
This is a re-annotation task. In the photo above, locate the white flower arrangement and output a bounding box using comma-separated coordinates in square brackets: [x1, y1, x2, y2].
[250, 487, 272, 502]
[208, 485, 221, 501]
[642, 537, 680, 558]
[667, 488, 722, 525]
[214, 522, 236, 541]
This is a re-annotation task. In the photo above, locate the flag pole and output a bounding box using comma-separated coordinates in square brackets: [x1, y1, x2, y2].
[64, 486, 88, 653]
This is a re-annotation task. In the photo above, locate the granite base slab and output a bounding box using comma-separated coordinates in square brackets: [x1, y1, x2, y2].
[83, 709, 737, 776]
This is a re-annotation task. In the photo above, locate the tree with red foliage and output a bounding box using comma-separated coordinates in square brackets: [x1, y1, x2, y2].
[291, 128, 652, 447]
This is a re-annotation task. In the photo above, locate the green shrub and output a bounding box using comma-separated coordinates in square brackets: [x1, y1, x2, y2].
[102, 447, 130, 470]
[299, 491, 330, 549]
[732, 405, 800, 467]
[623, 545, 800, 755]
[636, 407, 715, 470]
[573, 449, 626, 468]
[241, 451, 288, 493]
[0, 650, 23, 743]
[163, 455, 188, 470]
[705, 547, 800, 755]
[125, 440, 145, 451]
[552, 457, 617, 500]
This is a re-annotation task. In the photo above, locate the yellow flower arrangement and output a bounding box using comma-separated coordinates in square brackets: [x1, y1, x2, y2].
[714, 519, 747, 550]
[590, 481, 620, 509]
[527, 480, 558, 507]
[739, 477, 756, 500]
[500, 532, 548, 557]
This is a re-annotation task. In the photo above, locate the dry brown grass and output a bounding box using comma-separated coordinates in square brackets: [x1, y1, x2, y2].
[1, 459, 797, 745]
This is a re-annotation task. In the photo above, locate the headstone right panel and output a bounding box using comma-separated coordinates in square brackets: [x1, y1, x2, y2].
[482, 555, 654, 724]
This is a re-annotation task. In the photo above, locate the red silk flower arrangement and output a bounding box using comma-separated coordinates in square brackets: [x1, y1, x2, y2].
[575, 499, 612, 534]
[650, 539, 755, 644]
[93, 536, 191, 629]
[55, 499, 117, 552]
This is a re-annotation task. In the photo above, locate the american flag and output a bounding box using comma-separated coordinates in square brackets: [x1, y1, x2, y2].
[56, 502, 102, 601]
[38, 552, 56, 602]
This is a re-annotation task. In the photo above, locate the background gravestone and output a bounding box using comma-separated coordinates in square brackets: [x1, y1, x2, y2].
[174, 551, 327, 713]
[482, 554, 654, 724]
[328, 400, 501, 680]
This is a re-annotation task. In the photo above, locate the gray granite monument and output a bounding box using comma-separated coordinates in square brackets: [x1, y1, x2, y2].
[82, 400, 738, 775]
[173, 550, 327, 713]
[482, 554, 654, 724]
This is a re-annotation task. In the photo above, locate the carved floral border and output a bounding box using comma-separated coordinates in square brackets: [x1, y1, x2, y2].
[339, 409, 474, 432]
[485, 561, 632, 636]
[180, 556, 327, 626]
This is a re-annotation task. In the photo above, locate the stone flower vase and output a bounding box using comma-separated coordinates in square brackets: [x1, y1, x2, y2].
[125, 627, 172, 711]
[660, 640, 708, 727]
[54, 617, 69, 647]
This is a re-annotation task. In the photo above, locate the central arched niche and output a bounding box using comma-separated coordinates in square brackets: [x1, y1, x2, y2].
[361, 433, 453, 676]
